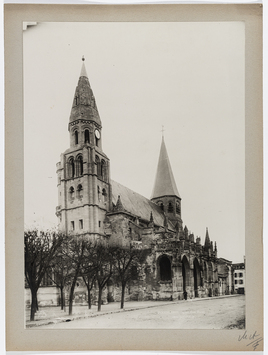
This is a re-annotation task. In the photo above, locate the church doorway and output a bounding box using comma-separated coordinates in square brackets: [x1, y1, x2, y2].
[182, 255, 190, 292]
[159, 255, 172, 281]
[193, 258, 201, 297]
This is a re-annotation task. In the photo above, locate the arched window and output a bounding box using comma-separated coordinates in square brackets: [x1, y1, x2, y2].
[102, 188, 107, 202]
[77, 184, 83, 198]
[95, 155, 101, 177]
[176, 202, 181, 215]
[159, 255, 172, 281]
[74, 130, 78, 145]
[168, 202, 174, 213]
[69, 186, 75, 200]
[84, 129, 90, 144]
[158, 201, 164, 211]
[77, 155, 83, 176]
[97, 185, 100, 201]
[68, 157, 75, 178]
[100, 160, 105, 179]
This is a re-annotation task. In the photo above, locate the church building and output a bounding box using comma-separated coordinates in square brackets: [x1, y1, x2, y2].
[54, 58, 233, 302]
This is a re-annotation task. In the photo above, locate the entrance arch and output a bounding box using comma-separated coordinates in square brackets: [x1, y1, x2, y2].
[182, 255, 190, 292]
[193, 258, 201, 297]
[159, 255, 172, 281]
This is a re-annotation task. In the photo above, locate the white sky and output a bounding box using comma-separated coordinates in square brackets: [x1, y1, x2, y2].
[23, 21, 245, 263]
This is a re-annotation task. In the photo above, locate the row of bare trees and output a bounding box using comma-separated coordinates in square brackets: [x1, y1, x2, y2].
[25, 230, 148, 321]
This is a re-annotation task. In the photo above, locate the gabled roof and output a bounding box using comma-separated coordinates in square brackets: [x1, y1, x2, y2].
[151, 137, 180, 199]
[69, 60, 101, 127]
[111, 180, 175, 232]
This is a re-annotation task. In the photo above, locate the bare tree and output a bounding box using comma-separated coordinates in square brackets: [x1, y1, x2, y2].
[92, 243, 114, 312]
[111, 245, 149, 309]
[24, 229, 64, 321]
[48, 240, 74, 310]
[66, 237, 87, 316]
[80, 242, 98, 309]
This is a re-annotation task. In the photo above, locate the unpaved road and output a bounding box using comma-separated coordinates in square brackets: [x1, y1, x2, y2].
[39, 295, 245, 329]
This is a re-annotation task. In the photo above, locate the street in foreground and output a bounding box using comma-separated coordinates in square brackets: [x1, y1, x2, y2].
[37, 295, 245, 330]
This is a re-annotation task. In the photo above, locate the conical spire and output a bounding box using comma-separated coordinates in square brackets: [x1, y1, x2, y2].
[204, 227, 210, 247]
[114, 195, 125, 212]
[69, 58, 101, 127]
[151, 137, 180, 199]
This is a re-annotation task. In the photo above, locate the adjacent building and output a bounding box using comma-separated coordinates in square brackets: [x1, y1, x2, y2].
[233, 259, 246, 294]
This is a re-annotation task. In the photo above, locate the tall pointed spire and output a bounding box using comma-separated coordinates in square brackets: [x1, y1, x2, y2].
[204, 227, 210, 247]
[151, 137, 180, 199]
[69, 57, 101, 127]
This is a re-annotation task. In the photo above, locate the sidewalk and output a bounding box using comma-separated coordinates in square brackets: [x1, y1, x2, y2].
[25, 294, 241, 328]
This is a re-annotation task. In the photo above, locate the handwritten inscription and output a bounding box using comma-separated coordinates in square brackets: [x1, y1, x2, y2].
[238, 331, 263, 351]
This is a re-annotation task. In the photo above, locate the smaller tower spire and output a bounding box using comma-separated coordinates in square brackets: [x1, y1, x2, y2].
[148, 211, 154, 228]
[114, 195, 124, 212]
[204, 227, 210, 247]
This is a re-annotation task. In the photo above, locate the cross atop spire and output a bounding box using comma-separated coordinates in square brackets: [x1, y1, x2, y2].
[161, 125, 165, 138]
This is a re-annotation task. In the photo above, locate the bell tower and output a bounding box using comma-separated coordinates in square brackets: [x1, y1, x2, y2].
[151, 136, 182, 230]
[56, 58, 112, 239]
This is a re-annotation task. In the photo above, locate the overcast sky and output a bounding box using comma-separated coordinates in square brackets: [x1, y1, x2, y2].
[23, 21, 245, 263]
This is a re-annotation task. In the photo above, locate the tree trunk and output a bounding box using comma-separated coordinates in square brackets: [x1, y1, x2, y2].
[60, 287, 64, 310]
[35, 293, 39, 311]
[87, 286, 91, 309]
[30, 288, 38, 321]
[97, 286, 102, 312]
[120, 282, 126, 309]
[69, 279, 77, 315]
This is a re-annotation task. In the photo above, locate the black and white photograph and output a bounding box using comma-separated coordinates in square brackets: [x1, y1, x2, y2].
[24, 20, 246, 330]
[4, 3, 263, 352]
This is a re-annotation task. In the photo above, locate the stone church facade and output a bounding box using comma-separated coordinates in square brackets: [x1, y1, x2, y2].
[52, 59, 233, 304]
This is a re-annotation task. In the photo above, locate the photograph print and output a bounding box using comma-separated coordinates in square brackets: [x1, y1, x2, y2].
[23, 21, 246, 330]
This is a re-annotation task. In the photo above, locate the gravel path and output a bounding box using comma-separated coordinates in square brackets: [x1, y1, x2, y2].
[38, 295, 245, 330]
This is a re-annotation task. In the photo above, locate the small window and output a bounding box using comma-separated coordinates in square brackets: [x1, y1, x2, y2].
[239, 272, 243, 278]
[96, 156, 101, 176]
[79, 219, 83, 229]
[75, 131, 78, 145]
[85, 129, 90, 144]
[77, 156, 83, 175]
[100, 160, 105, 179]
[68, 157, 75, 178]
[235, 280, 237, 284]
[77, 184, 83, 198]
[71, 221, 75, 230]
[99, 221, 101, 227]
[235, 273, 237, 278]
[158, 201, 164, 211]
[168, 202, 174, 213]
[102, 188, 107, 202]
[176, 202, 181, 214]
[69, 186, 75, 200]
[239, 280, 243, 284]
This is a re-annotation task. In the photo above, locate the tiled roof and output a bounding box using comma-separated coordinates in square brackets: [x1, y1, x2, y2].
[111, 180, 176, 232]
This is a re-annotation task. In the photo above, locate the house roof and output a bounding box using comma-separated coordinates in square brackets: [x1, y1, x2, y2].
[111, 180, 176, 232]
[151, 137, 180, 199]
